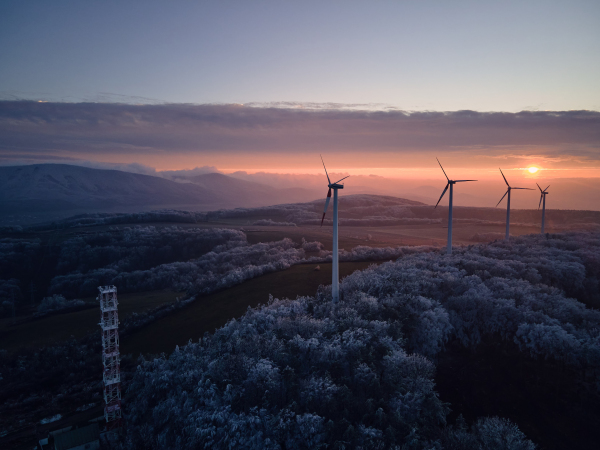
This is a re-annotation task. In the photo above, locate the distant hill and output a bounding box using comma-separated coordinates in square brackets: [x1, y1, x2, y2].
[186, 172, 320, 206]
[332, 194, 426, 207]
[0, 164, 322, 225]
[0, 164, 226, 211]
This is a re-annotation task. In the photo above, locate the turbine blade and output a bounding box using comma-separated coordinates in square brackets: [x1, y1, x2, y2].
[436, 157, 449, 181]
[455, 180, 477, 182]
[539, 194, 543, 209]
[321, 188, 331, 226]
[544, 185, 550, 192]
[499, 168, 509, 187]
[512, 187, 535, 190]
[322, 188, 331, 213]
[334, 175, 350, 184]
[496, 189, 509, 207]
[536, 182, 543, 193]
[320, 155, 331, 185]
[434, 183, 450, 208]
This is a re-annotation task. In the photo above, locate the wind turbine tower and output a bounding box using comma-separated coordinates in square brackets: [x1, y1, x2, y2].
[320, 156, 349, 303]
[537, 183, 550, 233]
[434, 158, 476, 255]
[496, 169, 534, 240]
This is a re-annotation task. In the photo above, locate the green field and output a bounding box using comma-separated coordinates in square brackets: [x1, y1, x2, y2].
[0, 290, 184, 353]
[1, 217, 542, 356]
[121, 261, 381, 356]
[0, 262, 380, 356]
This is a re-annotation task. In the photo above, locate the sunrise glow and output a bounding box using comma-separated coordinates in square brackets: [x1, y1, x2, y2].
[528, 167, 539, 174]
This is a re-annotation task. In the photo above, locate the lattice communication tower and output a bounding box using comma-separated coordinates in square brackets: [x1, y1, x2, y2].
[98, 285, 122, 429]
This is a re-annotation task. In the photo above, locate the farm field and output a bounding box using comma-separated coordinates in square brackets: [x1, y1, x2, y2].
[0, 262, 379, 356]
[121, 261, 381, 356]
[243, 222, 542, 249]
[2, 202, 600, 450]
[0, 290, 184, 353]
[11, 219, 543, 250]
[0, 211, 548, 355]
[3, 230, 600, 450]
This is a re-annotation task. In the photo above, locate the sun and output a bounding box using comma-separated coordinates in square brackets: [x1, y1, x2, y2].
[528, 167, 539, 174]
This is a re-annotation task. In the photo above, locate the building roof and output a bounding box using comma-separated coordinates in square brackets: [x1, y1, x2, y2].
[53, 423, 99, 450]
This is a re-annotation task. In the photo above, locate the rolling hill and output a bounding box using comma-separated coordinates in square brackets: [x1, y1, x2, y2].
[0, 164, 224, 211]
[186, 172, 320, 206]
[0, 164, 321, 225]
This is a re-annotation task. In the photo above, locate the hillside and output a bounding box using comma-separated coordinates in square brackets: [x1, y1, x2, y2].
[0, 165, 322, 225]
[118, 232, 600, 449]
[186, 172, 321, 206]
[0, 164, 225, 210]
[10, 192, 600, 237]
[201, 193, 600, 230]
[2, 213, 600, 448]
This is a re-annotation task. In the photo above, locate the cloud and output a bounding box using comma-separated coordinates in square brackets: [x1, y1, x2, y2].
[159, 166, 223, 181]
[0, 102, 599, 161]
[79, 161, 158, 175]
[0, 156, 159, 175]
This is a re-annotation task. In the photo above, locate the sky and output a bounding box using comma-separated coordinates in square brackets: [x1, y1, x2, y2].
[0, 0, 599, 183]
[1, 1, 599, 110]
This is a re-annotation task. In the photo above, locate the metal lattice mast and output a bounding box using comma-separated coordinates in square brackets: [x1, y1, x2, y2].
[98, 285, 121, 429]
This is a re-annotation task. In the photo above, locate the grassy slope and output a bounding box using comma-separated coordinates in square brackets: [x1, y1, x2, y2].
[242, 223, 541, 249]
[0, 291, 184, 352]
[0, 262, 380, 355]
[121, 261, 381, 356]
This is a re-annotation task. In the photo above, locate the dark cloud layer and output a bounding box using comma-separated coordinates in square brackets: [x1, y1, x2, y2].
[1, 101, 599, 158]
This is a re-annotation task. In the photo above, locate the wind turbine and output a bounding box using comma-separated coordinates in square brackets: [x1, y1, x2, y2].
[537, 183, 550, 233]
[434, 158, 476, 255]
[320, 156, 349, 303]
[496, 168, 534, 240]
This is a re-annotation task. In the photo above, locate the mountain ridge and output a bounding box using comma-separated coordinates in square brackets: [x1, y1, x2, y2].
[0, 164, 322, 225]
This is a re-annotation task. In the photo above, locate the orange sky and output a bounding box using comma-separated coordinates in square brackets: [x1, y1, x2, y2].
[2, 102, 600, 185]
[143, 153, 600, 181]
[84, 147, 600, 180]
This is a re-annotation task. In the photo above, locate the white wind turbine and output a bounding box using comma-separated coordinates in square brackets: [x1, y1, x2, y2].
[434, 158, 477, 255]
[320, 156, 349, 303]
[496, 168, 534, 240]
[537, 183, 550, 233]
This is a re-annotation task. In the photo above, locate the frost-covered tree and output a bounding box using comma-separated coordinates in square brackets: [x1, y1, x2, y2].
[120, 232, 600, 449]
[36, 294, 85, 314]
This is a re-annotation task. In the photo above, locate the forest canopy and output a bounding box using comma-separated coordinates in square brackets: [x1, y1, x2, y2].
[120, 232, 600, 449]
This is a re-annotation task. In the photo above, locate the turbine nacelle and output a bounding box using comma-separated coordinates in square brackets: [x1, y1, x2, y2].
[321, 155, 349, 226]
[537, 182, 550, 194]
[495, 168, 535, 207]
[536, 183, 550, 209]
[320, 155, 348, 188]
[434, 158, 476, 208]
